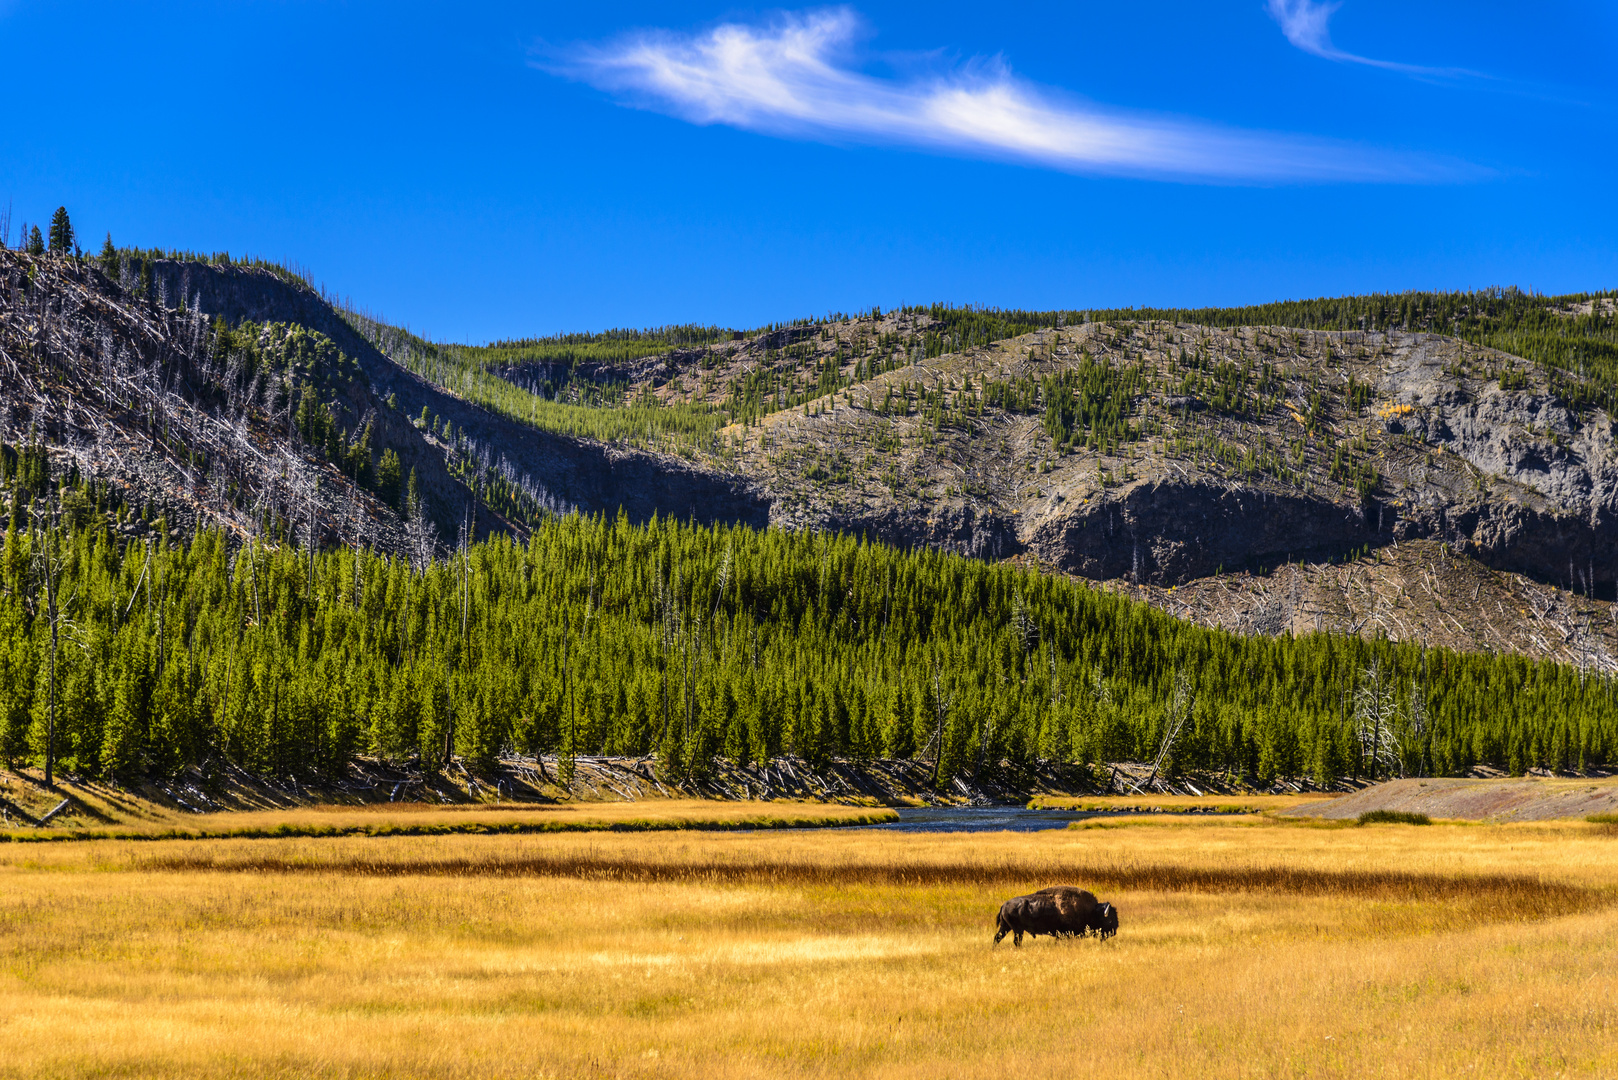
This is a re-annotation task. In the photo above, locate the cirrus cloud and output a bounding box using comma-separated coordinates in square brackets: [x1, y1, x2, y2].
[1266, 0, 1476, 78]
[541, 8, 1480, 185]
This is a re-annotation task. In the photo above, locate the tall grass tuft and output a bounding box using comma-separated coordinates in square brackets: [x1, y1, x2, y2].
[1357, 810, 1432, 826]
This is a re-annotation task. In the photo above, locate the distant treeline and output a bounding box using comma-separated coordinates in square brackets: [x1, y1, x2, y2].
[0, 510, 1612, 786]
[947, 289, 1618, 414]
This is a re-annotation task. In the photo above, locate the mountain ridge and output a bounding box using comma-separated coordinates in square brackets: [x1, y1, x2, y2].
[7, 245, 1617, 671]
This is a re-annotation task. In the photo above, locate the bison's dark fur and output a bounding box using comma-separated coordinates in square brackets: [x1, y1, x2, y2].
[993, 886, 1118, 946]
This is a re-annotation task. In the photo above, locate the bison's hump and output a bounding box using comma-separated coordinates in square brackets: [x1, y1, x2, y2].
[1033, 886, 1101, 919]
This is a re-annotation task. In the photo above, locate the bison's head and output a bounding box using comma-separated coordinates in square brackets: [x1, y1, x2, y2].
[1097, 902, 1119, 938]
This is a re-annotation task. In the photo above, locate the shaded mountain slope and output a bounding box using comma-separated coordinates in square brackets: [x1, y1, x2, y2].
[150, 258, 768, 535]
[0, 250, 413, 553]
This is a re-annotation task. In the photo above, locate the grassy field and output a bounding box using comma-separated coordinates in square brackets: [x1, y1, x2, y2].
[1, 814, 1614, 1078]
[0, 795, 894, 842]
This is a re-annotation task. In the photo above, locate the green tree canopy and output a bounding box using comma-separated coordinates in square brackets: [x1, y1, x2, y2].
[377, 449, 402, 507]
[99, 233, 119, 279]
[47, 207, 73, 256]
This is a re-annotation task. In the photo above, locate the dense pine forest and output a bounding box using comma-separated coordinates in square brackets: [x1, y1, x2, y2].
[1, 502, 1612, 788]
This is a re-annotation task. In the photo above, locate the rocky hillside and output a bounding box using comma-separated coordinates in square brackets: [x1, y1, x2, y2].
[379, 298, 1618, 603]
[653, 315, 1618, 593]
[6, 247, 1616, 668]
[365, 296, 1618, 667]
[0, 250, 764, 558]
[641, 312, 1618, 666]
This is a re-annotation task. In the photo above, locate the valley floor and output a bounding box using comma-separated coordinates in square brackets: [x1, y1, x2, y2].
[0, 814, 1613, 1078]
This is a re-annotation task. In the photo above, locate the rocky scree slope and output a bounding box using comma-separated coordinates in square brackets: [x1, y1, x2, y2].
[1101, 538, 1618, 672]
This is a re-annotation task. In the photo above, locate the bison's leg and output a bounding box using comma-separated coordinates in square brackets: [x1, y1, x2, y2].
[1013, 930, 1023, 947]
[994, 925, 1008, 946]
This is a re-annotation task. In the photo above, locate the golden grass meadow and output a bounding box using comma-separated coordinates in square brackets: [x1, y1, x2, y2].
[0, 804, 1615, 1079]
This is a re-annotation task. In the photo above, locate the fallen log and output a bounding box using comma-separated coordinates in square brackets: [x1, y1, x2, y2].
[36, 798, 71, 826]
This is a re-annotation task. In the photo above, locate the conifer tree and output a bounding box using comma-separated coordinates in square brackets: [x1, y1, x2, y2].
[99, 233, 119, 279]
[47, 207, 73, 256]
[26, 226, 44, 256]
[377, 450, 402, 507]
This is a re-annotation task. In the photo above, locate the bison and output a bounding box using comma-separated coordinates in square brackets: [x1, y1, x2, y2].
[993, 886, 1118, 946]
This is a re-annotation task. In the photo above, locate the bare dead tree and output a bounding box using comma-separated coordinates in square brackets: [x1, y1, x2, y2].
[926, 653, 953, 787]
[32, 497, 73, 788]
[560, 607, 575, 789]
[1352, 658, 1402, 780]
[1135, 669, 1194, 793]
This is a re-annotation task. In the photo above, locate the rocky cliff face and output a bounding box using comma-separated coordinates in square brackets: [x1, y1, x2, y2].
[1382, 335, 1616, 510]
[1024, 476, 1616, 592]
[712, 321, 1618, 598]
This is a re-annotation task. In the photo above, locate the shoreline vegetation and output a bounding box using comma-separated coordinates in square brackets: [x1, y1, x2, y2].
[0, 798, 899, 844]
[0, 754, 1342, 840]
[10, 762, 1618, 840]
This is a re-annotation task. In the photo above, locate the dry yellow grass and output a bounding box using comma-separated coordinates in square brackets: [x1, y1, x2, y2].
[1029, 792, 1336, 814]
[0, 797, 894, 842]
[1, 817, 1614, 1078]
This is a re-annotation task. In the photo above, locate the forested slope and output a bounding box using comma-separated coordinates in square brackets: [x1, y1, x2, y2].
[2, 513, 1611, 788]
[4, 231, 1618, 790]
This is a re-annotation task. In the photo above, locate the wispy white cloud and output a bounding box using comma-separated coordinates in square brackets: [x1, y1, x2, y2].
[544, 7, 1477, 184]
[1265, 0, 1472, 77]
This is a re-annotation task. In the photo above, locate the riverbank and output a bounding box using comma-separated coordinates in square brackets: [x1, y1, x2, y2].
[1, 755, 1371, 834]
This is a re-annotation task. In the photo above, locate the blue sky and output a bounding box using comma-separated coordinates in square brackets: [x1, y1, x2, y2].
[1, 1, 1613, 342]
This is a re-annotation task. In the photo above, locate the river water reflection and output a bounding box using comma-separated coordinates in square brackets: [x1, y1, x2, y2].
[847, 806, 1111, 833]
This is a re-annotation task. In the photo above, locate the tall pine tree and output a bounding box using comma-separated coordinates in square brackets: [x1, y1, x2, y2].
[47, 207, 73, 256]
